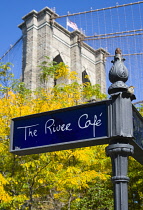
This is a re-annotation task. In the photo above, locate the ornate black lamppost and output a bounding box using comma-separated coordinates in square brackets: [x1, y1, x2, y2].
[106, 48, 135, 210]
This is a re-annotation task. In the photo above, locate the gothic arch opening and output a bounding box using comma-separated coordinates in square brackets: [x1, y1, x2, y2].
[82, 70, 91, 85]
[53, 54, 63, 64]
[53, 54, 63, 86]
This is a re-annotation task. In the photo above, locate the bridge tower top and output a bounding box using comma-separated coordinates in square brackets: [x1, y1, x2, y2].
[18, 7, 108, 92]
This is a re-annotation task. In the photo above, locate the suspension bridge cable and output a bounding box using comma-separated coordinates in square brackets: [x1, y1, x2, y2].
[133, 100, 143, 105]
[107, 52, 143, 57]
[84, 29, 143, 39]
[0, 36, 23, 61]
[83, 32, 143, 41]
[52, 1, 143, 19]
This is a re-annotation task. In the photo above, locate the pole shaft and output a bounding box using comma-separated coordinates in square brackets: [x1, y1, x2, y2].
[106, 143, 134, 210]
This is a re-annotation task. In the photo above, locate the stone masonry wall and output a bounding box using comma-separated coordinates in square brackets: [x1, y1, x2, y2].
[18, 7, 108, 93]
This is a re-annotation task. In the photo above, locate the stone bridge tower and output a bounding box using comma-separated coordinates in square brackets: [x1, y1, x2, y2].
[18, 7, 108, 93]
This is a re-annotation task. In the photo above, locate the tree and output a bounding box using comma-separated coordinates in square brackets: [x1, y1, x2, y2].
[128, 158, 143, 209]
[0, 61, 113, 210]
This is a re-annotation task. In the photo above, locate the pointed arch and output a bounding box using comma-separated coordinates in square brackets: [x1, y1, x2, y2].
[53, 54, 63, 64]
[53, 54, 64, 86]
[82, 70, 91, 85]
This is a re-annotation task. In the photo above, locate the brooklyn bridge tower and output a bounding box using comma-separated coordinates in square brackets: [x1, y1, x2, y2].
[19, 7, 108, 93]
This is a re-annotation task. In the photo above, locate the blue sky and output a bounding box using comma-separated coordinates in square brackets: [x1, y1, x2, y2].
[0, 0, 140, 57]
[0, 0, 142, 102]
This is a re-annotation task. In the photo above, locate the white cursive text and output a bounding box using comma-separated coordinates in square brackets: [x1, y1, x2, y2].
[78, 113, 102, 137]
[45, 119, 72, 135]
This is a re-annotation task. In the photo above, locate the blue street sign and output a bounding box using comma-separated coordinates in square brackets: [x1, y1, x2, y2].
[10, 100, 110, 155]
[133, 108, 143, 149]
[132, 105, 143, 164]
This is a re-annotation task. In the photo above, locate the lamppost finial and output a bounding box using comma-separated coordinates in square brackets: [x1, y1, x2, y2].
[108, 48, 129, 95]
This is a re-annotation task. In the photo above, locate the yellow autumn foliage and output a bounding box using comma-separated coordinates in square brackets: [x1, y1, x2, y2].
[0, 174, 12, 204]
[54, 62, 78, 80]
[0, 62, 111, 209]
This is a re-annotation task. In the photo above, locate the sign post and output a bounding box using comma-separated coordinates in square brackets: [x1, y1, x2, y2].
[105, 48, 142, 210]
